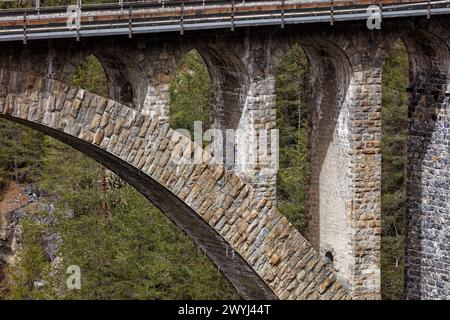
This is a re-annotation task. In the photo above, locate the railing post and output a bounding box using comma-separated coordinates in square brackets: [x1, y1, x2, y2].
[128, 5, 133, 39]
[281, 0, 285, 28]
[330, 0, 334, 26]
[180, 2, 184, 35]
[231, 0, 235, 31]
[119, 0, 123, 14]
[35, 0, 40, 15]
[427, 0, 431, 19]
[379, 0, 383, 24]
[76, 2, 81, 42]
[23, 12, 27, 45]
[76, 26, 80, 42]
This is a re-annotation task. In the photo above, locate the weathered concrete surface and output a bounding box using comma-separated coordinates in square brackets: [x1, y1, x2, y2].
[0, 17, 448, 299]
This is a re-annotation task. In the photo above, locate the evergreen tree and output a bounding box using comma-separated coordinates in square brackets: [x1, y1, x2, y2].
[275, 44, 310, 233]
[170, 50, 211, 135]
[381, 40, 409, 300]
[0, 120, 44, 198]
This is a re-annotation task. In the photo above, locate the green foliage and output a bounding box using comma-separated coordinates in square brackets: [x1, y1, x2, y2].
[54, 184, 237, 300]
[3, 217, 55, 300]
[170, 50, 211, 136]
[71, 55, 108, 97]
[0, 119, 44, 196]
[0, 0, 33, 9]
[3, 137, 238, 299]
[275, 44, 310, 233]
[381, 40, 409, 300]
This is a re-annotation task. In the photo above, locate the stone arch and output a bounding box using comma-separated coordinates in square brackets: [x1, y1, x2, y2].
[196, 45, 250, 132]
[169, 44, 250, 169]
[60, 49, 148, 111]
[200, 45, 250, 170]
[0, 67, 349, 300]
[170, 44, 249, 133]
[280, 36, 353, 292]
[381, 26, 450, 300]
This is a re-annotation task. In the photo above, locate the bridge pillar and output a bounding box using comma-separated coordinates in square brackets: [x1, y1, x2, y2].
[403, 31, 450, 300]
[139, 45, 179, 125]
[232, 35, 281, 206]
[300, 37, 381, 299]
[347, 65, 382, 300]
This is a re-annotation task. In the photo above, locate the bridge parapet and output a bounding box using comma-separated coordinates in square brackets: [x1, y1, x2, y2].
[0, 0, 449, 42]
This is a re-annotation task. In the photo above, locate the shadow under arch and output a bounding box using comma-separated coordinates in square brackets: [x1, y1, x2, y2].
[274, 36, 353, 288]
[195, 44, 250, 132]
[169, 44, 250, 167]
[61, 49, 148, 111]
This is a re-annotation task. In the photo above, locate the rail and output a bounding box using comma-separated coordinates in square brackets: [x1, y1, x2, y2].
[0, 0, 448, 42]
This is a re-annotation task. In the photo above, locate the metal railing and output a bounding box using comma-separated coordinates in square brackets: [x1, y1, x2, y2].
[0, 0, 449, 42]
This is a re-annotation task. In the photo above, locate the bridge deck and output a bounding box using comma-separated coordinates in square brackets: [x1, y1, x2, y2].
[0, 0, 448, 41]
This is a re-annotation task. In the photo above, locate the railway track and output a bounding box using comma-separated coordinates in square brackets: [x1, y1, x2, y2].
[0, 0, 448, 42]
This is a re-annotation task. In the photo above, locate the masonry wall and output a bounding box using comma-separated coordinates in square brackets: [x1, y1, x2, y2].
[403, 30, 450, 299]
[304, 40, 355, 292]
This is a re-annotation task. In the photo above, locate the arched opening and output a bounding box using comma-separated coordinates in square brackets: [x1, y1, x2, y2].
[198, 45, 248, 133]
[275, 38, 353, 291]
[275, 43, 310, 235]
[70, 55, 109, 98]
[197, 46, 249, 170]
[62, 51, 147, 110]
[380, 39, 409, 300]
[169, 49, 212, 137]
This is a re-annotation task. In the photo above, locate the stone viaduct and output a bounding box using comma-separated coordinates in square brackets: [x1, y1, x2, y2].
[0, 6, 449, 299]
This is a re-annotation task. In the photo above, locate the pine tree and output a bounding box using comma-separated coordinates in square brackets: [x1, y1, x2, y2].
[275, 44, 310, 233]
[380, 40, 409, 300]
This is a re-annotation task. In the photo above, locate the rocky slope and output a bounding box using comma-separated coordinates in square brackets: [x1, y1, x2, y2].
[0, 182, 55, 294]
